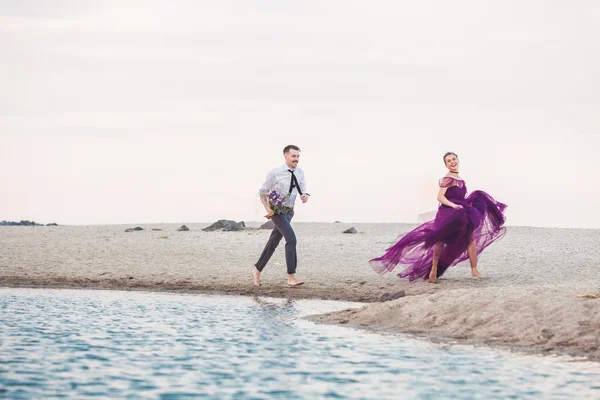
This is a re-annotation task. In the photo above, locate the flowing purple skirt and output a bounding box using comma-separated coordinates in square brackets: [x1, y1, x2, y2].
[369, 191, 507, 281]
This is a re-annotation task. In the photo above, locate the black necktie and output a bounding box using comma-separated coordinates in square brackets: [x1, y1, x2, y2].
[288, 169, 303, 195]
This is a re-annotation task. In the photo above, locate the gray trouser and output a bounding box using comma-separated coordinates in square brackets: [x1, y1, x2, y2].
[254, 210, 297, 274]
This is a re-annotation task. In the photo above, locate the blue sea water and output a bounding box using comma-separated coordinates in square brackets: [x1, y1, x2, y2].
[1, 288, 599, 399]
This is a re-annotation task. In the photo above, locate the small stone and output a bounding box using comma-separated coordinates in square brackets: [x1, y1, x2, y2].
[379, 290, 406, 302]
[343, 227, 358, 234]
[152, 228, 162, 231]
[540, 328, 555, 340]
[176, 225, 190, 231]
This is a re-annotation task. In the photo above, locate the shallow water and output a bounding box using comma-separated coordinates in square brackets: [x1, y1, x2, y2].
[1, 288, 599, 399]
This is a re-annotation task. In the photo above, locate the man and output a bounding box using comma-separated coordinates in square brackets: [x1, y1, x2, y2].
[252, 145, 309, 287]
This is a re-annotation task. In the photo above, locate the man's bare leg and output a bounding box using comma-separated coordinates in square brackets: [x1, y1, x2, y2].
[252, 267, 261, 286]
[429, 242, 444, 283]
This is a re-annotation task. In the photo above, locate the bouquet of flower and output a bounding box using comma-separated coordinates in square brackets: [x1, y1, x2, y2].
[266, 190, 290, 219]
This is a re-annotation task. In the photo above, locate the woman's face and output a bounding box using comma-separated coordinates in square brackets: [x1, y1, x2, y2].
[444, 154, 459, 171]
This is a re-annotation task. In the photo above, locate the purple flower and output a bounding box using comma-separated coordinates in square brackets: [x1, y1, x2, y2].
[266, 190, 290, 217]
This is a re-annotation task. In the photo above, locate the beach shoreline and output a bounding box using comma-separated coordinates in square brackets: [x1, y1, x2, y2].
[1, 222, 599, 361]
[2, 281, 598, 362]
[0, 276, 385, 303]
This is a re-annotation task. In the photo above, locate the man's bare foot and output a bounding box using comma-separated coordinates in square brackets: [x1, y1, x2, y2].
[252, 267, 261, 286]
[471, 268, 485, 278]
[287, 274, 304, 287]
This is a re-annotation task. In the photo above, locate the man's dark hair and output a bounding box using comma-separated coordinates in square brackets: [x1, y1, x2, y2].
[283, 145, 300, 154]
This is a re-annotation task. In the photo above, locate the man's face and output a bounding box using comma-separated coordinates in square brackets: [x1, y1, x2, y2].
[284, 149, 300, 168]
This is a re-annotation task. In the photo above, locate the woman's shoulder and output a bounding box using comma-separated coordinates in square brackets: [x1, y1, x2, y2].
[439, 175, 465, 188]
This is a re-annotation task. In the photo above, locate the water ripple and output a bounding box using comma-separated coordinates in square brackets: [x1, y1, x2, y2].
[1, 288, 599, 399]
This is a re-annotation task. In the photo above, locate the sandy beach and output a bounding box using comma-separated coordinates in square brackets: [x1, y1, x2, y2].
[1, 222, 599, 360]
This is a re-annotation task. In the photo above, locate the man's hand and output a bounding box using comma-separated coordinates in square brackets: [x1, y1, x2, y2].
[265, 208, 274, 218]
[301, 194, 309, 204]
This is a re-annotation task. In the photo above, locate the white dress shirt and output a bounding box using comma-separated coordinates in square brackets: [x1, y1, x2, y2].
[259, 164, 308, 208]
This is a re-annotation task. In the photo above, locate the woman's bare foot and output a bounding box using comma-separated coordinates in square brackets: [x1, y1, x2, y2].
[287, 274, 304, 287]
[252, 267, 261, 286]
[471, 268, 485, 278]
[428, 269, 437, 283]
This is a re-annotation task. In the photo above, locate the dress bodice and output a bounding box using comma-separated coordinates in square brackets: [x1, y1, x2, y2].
[439, 176, 467, 203]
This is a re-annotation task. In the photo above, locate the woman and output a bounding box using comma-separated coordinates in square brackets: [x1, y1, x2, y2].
[369, 152, 507, 283]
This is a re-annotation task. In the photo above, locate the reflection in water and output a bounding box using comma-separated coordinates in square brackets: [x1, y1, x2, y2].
[251, 296, 297, 317]
[1, 288, 599, 399]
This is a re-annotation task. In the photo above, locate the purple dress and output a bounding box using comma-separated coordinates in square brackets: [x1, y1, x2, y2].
[369, 177, 507, 281]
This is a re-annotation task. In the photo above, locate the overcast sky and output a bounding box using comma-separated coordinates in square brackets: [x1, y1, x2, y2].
[1, 1, 599, 228]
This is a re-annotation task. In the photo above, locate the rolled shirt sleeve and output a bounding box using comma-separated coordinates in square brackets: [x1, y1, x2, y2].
[259, 169, 276, 196]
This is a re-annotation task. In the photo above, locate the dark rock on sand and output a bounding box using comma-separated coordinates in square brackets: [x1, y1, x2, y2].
[540, 328, 555, 340]
[125, 226, 144, 232]
[379, 290, 406, 302]
[343, 227, 358, 234]
[1, 220, 43, 226]
[176, 225, 190, 231]
[202, 220, 245, 232]
[260, 220, 276, 230]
